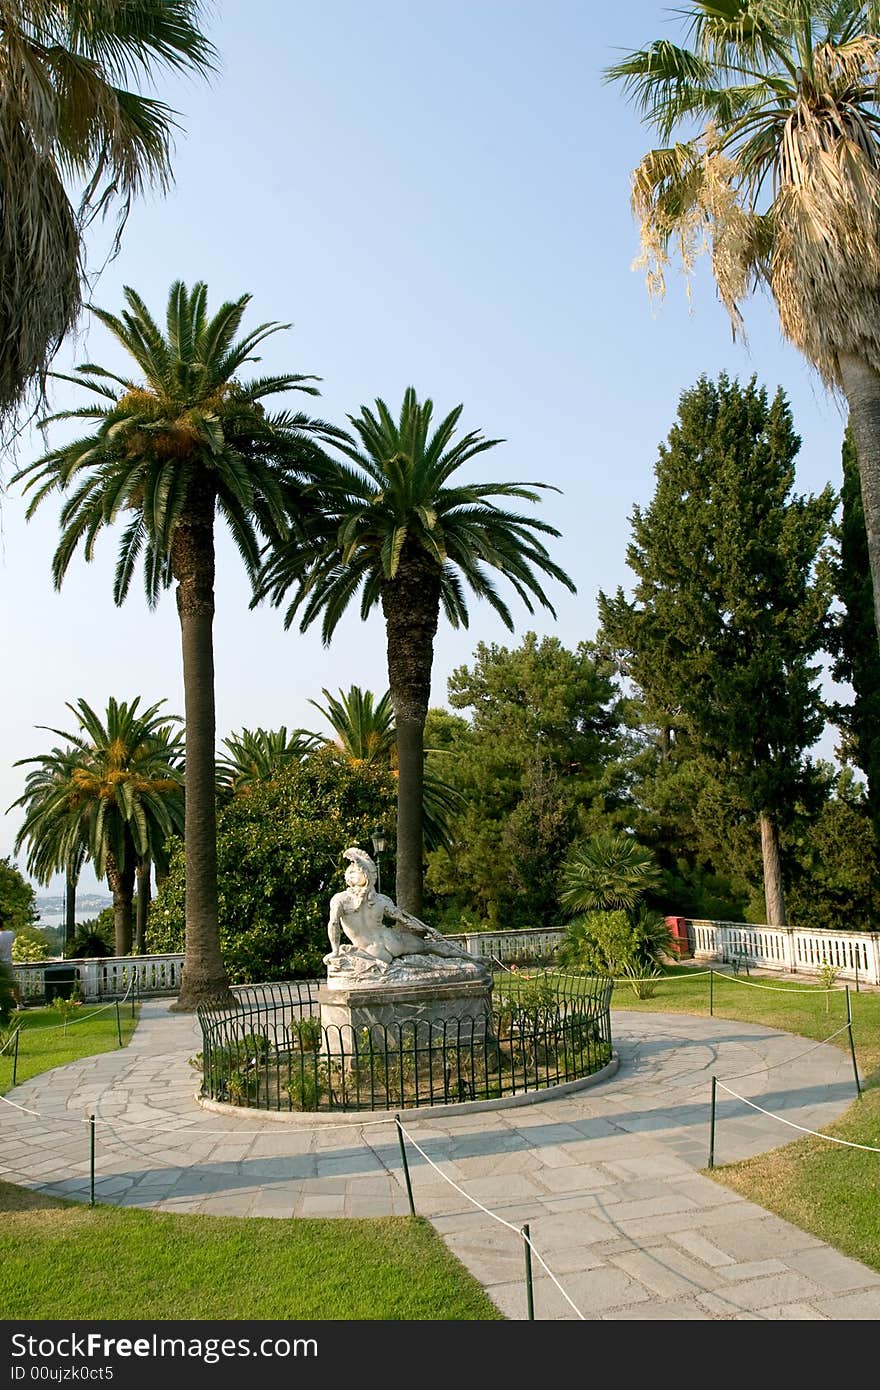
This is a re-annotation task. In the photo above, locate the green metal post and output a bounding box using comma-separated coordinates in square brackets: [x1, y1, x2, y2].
[395, 1115, 416, 1216]
[522, 1224, 535, 1320]
[89, 1114, 96, 1207]
[12, 1027, 19, 1087]
[845, 988, 862, 1098]
[709, 1075, 717, 1169]
[709, 968, 714, 1017]
[115, 1001, 122, 1047]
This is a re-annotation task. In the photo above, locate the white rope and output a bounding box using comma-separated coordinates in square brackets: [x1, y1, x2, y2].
[0, 1092, 47, 1118]
[396, 1121, 586, 1320]
[0, 1088, 401, 1136]
[28, 973, 137, 1032]
[711, 1022, 855, 1085]
[0, 1026, 20, 1057]
[636, 968, 715, 979]
[715, 974, 842, 994]
[714, 1080, 880, 1152]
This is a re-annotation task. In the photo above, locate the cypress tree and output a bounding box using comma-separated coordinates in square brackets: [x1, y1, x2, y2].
[598, 374, 835, 925]
[829, 427, 880, 844]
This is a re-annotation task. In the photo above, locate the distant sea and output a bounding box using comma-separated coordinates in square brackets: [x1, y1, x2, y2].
[34, 897, 112, 931]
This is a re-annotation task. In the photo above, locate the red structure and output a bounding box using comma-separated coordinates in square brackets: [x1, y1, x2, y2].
[664, 916, 692, 958]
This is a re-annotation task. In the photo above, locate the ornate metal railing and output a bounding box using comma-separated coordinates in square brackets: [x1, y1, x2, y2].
[197, 973, 613, 1113]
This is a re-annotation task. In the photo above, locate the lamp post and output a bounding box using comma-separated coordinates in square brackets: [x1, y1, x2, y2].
[370, 825, 386, 895]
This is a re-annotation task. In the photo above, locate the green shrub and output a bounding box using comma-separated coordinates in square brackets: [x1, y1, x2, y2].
[225, 1069, 258, 1104]
[287, 1062, 327, 1111]
[52, 994, 83, 1025]
[621, 960, 662, 999]
[149, 749, 396, 982]
[0, 961, 16, 1027]
[493, 972, 560, 1034]
[289, 1016, 322, 1052]
[818, 961, 839, 1012]
[10, 925, 54, 962]
[205, 1032, 269, 1091]
[557, 907, 673, 976]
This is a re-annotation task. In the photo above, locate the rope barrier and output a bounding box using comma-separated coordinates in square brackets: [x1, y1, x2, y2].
[714, 1080, 880, 1152]
[0, 1092, 46, 1118]
[710, 1022, 855, 1085]
[0, 1003, 859, 1135]
[610, 1016, 857, 1090]
[0, 1026, 21, 1058]
[19, 974, 137, 1033]
[0, 1088, 403, 1137]
[713, 974, 842, 994]
[396, 1121, 586, 1320]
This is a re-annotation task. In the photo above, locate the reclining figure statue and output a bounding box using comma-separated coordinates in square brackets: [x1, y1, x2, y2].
[323, 846, 488, 986]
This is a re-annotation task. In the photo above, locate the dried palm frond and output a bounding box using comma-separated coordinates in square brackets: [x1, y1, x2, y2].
[0, 1, 214, 432]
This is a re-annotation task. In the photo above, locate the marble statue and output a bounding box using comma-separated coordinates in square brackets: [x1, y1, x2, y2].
[323, 846, 489, 988]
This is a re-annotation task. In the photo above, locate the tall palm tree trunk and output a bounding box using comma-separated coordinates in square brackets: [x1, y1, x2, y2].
[382, 555, 441, 914]
[135, 859, 151, 954]
[106, 851, 135, 956]
[64, 861, 77, 952]
[838, 355, 880, 651]
[169, 498, 233, 1009]
[759, 812, 787, 927]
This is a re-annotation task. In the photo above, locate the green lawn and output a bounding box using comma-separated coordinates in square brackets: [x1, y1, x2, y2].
[0, 999, 140, 1089]
[0, 1000, 502, 1321]
[3, 968, 878, 1314]
[606, 964, 880, 1079]
[0, 1183, 501, 1320]
[607, 965, 880, 1273]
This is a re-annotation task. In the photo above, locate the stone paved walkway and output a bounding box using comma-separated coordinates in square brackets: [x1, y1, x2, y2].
[2, 1000, 878, 1320]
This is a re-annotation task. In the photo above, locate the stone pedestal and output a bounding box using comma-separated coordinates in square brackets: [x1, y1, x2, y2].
[318, 976, 493, 1056]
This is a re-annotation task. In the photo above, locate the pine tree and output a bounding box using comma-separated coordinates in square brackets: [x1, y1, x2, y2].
[598, 374, 835, 925]
[829, 427, 880, 844]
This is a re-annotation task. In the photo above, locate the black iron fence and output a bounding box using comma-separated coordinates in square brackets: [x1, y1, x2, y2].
[197, 972, 614, 1113]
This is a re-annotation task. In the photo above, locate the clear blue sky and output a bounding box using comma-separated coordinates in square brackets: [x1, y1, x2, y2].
[1, 1, 850, 896]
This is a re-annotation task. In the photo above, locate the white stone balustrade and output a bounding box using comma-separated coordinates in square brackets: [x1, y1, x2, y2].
[13, 953, 185, 1003]
[688, 919, 880, 985]
[12, 919, 880, 1003]
[448, 927, 565, 962]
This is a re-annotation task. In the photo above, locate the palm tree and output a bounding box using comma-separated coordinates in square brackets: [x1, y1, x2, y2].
[256, 388, 576, 914]
[308, 686, 396, 764]
[13, 281, 341, 1006]
[7, 742, 86, 952]
[10, 698, 184, 956]
[559, 832, 662, 916]
[307, 684, 463, 852]
[557, 831, 672, 974]
[0, 0, 213, 427]
[217, 726, 318, 795]
[605, 1, 880, 648]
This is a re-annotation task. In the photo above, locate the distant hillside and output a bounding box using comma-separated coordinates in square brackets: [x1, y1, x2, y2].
[35, 893, 112, 921]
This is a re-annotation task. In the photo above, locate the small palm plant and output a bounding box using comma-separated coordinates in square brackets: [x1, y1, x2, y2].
[557, 831, 672, 979]
[306, 684, 463, 851]
[217, 726, 319, 795]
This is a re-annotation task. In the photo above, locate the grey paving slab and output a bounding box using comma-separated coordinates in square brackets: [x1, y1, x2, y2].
[1, 998, 877, 1321]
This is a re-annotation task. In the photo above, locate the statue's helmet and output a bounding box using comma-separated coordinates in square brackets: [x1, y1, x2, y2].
[343, 845, 378, 885]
